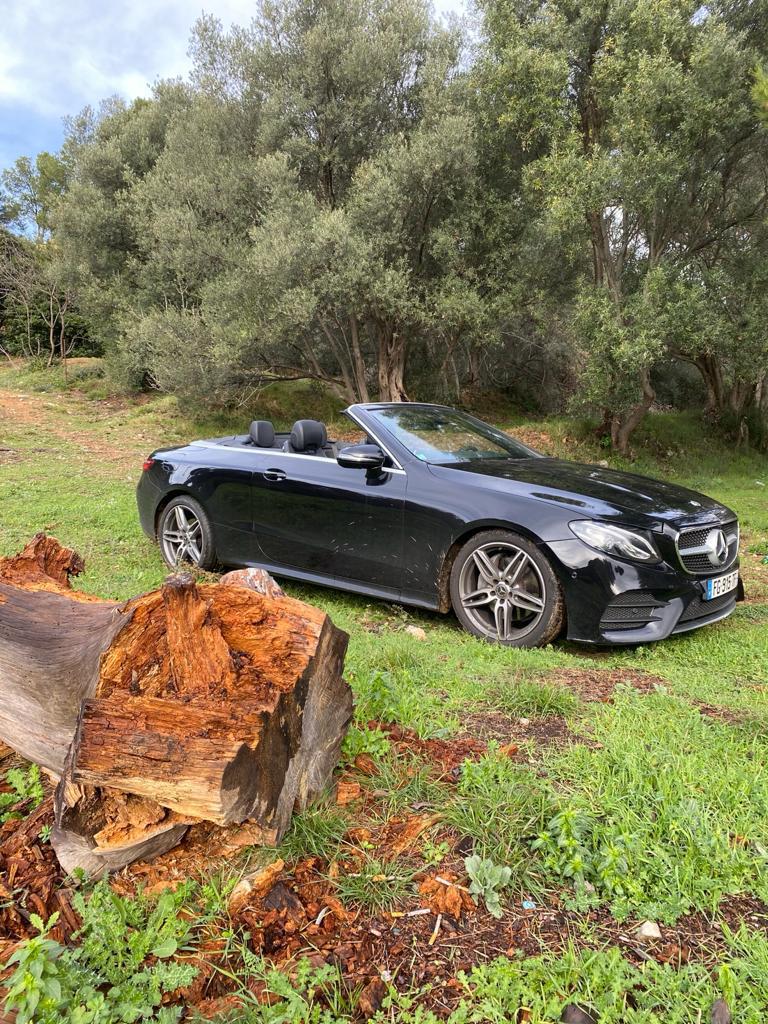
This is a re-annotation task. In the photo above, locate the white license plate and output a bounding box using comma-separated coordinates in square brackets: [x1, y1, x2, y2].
[705, 570, 739, 600]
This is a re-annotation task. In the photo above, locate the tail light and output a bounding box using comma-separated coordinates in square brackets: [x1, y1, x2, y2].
[142, 458, 156, 472]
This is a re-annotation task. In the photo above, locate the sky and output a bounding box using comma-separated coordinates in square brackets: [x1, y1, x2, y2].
[0, 0, 465, 174]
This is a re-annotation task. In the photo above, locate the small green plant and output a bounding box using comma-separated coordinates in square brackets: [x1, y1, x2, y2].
[341, 724, 390, 763]
[209, 952, 358, 1022]
[353, 669, 408, 724]
[3, 913, 65, 1024]
[422, 838, 451, 867]
[279, 801, 348, 860]
[0, 764, 45, 824]
[334, 857, 415, 914]
[465, 855, 512, 919]
[445, 745, 548, 884]
[495, 678, 579, 718]
[38, 824, 52, 844]
[4, 883, 197, 1024]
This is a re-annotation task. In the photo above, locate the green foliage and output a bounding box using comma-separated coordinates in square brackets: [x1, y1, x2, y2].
[438, 938, 768, 1023]
[421, 837, 450, 867]
[3, 883, 197, 1024]
[493, 678, 578, 718]
[464, 855, 512, 919]
[534, 691, 768, 921]
[445, 746, 548, 885]
[334, 857, 415, 914]
[0, 764, 44, 824]
[341, 724, 390, 763]
[203, 954, 357, 1022]
[754, 64, 768, 123]
[479, 0, 768, 449]
[278, 801, 349, 860]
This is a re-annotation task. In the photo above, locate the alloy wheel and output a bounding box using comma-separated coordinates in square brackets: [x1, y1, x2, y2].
[161, 504, 204, 567]
[457, 541, 546, 642]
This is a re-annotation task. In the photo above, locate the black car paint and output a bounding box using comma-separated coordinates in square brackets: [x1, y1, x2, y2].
[137, 402, 742, 644]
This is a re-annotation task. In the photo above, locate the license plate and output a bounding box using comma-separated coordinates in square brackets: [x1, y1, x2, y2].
[705, 570, 738, 600]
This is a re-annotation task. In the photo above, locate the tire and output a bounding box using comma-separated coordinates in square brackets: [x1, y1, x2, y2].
[449, 529, 564, 648]
[157, 496, 218, 571]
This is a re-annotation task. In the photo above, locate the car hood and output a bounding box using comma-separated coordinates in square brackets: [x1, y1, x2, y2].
[428, 458, 734, 528]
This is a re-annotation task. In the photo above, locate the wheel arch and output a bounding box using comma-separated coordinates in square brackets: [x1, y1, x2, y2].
[153, 488, 198, 538]
[435, 519, 550, 613]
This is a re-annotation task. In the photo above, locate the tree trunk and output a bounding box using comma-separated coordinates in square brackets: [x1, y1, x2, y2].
[610, 369, 656, 455]
[694, 353, 726, 416]
[0, 536, 352, 877]
[377, 325, 407, 401]
[349, 316, 370, 402]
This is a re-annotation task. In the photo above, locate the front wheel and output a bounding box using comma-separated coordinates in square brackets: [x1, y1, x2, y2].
[449, 530, 564, 648]
[158, 496, 217, 571]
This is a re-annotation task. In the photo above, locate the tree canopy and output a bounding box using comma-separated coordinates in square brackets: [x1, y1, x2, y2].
[1, 0, 767, 451]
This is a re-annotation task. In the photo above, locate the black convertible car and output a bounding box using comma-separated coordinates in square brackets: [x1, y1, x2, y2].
[137, 403, 743, 648]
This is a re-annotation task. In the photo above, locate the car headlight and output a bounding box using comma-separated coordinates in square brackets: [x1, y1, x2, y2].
[569, 520, 661, 563]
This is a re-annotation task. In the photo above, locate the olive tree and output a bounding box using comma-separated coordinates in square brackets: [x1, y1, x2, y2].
[478, 0, 768, 451]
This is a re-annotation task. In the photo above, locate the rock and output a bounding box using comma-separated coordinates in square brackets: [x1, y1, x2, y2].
[518, 717, 531, 727]
[711, 998, 731, 1024]
[561, 1005, 597, 1024]
[405, 624, 427, 640]
[635, 920, 662, 941]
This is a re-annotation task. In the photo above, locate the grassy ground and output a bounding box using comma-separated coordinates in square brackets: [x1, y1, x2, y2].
[2, 359, 768, 1021]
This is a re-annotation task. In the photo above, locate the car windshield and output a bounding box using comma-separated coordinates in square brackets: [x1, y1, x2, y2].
[368, 407, 537, 464]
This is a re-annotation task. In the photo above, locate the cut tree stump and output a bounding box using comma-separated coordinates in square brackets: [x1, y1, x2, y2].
[0, 535, 352, 876]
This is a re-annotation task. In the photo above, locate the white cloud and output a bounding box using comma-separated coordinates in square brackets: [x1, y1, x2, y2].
[0, 0, 258, 119]
[0, 0, 464, 168]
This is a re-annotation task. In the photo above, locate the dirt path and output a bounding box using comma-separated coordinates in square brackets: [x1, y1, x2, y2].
[0, 388, 144, 463]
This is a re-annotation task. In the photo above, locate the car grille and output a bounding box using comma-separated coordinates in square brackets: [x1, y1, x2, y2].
[599, 592, 665, 632]
[676, 520, 739, 575]
[678, 590, 736, 623]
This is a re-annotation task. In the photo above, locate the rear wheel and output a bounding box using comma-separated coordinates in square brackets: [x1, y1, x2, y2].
[158, 496, 217, 571]
[449, 530, 564, 648]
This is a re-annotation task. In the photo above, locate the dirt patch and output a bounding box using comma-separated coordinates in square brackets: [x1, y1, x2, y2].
[506, 427, 556, 454]
[0, 389, 131, 463]
[459, 711, 584, 752]
[0, 446, 21, 465]
[696, 702, 755, 727]
[547, 667, 664, 702]
[738, 535, 768, 604]
[374, 723, 487, 777]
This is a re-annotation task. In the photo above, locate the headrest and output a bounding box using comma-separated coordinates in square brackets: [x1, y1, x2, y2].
[249, 420, 275, 447]
[290, 419, 327, 452]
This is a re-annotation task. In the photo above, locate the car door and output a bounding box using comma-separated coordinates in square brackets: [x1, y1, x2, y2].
[249, 452, 406, 593]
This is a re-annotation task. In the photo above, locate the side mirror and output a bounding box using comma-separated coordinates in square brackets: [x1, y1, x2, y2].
[336, 443, 386, 471]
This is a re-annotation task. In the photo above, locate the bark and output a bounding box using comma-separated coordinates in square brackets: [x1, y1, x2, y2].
[694, 353, 726, 416]
[349, 316, 370, 402]
[377, 325, 407, 401]
[610, 369, 656, 455]
[0, 536, 352, 876]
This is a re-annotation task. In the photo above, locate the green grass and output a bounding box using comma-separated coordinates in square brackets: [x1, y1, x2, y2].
[445, 746, 550, 887]
[3, 362, 768, 1017]
[334, 856, 416, 914]
[536, 688, 768, 921]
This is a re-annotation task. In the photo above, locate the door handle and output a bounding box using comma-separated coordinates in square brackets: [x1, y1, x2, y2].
[263, 469, 287, 482]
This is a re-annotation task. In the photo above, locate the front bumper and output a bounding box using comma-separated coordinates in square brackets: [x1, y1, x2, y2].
[546, 538, 743, 645]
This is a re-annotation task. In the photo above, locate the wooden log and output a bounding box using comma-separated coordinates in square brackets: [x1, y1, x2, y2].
[0, 535, 127, 773]
[0, 536, 352, 875]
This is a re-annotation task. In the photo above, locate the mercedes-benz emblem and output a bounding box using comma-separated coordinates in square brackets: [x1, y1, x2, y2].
[705, 528, 729, 567]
